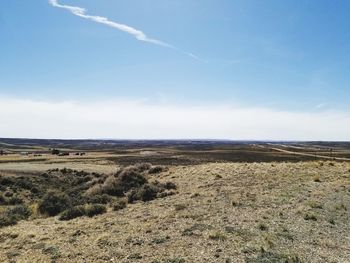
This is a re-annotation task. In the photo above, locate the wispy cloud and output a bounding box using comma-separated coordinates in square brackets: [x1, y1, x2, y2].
[1, 97, 350, 140]
[183, 52, 208, 63]
[49, 0, 173, 48]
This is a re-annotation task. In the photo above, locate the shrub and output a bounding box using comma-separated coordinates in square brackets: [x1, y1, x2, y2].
[59, 206, 86, 221]
[15, 178, 34, 190]
[0, 214, 17, 227]
[8, 205, 31, 220]
[113, 199, 127, 211]
[38, 191, 71, 216]
[87, 194, 111, 204]
[149, 166, 164, 174]
[6, 196, 24, 205]
[59, 204, 106, 220]
[85, 164, 176, 203]
[88, 166, 148, 197]
[85, 204, 106, 217]
[100, 176, 123, 196]
[85, 184, 103, 196]
[127, 183, 159, 203]
[115, 169, 147, 192]
[51, 149, 60, 155]
[0, 194, 5, 205]
[132, 163, 152, 173]
[0, 176, 15, 186]
[162, 182, 177, 190]
[0, 205, 31, 227]
[4, 191, 13, 197]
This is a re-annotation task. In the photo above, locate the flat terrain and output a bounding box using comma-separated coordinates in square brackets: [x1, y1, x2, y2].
[0, 139, 349, 262]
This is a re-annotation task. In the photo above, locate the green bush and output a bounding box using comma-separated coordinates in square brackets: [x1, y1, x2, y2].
[38, 191, 71, 216]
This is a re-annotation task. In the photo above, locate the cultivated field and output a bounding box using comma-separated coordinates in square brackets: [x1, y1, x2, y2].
[0, 139, 349, 262]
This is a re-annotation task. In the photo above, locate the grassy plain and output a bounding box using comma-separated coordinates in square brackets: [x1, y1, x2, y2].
[0, 139, 349, 262]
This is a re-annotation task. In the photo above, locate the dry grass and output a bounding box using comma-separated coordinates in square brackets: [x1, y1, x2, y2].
[0, 161, 349, 262]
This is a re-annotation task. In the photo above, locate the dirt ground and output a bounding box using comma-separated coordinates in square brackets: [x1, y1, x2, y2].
[0, 161, 349, 263]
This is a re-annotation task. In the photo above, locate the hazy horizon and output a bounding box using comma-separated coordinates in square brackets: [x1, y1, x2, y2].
[1, 1, 350, 140]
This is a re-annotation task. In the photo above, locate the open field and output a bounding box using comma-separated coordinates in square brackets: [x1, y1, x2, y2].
[0, 139, 350, 262]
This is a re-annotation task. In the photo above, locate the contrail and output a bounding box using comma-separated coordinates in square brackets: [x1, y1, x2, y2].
[49, 0, 173, 48]
[49, 0, 204, 61]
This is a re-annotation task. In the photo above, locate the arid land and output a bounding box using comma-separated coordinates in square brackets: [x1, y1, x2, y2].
[0, 139, 349, 263]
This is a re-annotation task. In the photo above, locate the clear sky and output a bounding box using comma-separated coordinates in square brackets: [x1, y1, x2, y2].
[1, 0, 350, 140]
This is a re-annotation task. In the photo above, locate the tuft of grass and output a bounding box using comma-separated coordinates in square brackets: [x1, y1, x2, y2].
[334, 203, 347, 211]
[258, 223, 268, 231]
[128, 253, 142, 259]
[245, 250, 302, 263]
[174, 203, 187, 211]
[208, 231, 227, 241]
[42, 246, 61, 260]
[307, 201, 323, 209]
[151, 236, 170, 244]
[304, 213, 317, 221]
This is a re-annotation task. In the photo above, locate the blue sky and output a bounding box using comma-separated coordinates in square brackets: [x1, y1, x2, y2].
[1, 0, 350, 139]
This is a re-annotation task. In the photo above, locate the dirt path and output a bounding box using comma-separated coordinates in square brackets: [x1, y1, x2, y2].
[267, 144, 350, 161]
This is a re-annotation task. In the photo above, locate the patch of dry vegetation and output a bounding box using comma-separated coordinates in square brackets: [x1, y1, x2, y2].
[0, 161, 349, 262]
[0, 163, 176, 226]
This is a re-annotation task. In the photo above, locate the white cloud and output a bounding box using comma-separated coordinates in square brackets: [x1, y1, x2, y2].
[0, 98, 349, 140]
[49, 0, 173, 48]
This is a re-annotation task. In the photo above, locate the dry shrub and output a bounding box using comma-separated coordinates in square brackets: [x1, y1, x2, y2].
[86, 164, 149, 197]
[38, 191, 71, 216]
[85, 204, 106, 217]
[127, 183, 160, 203]
[148, 166, 165, 174]
[59, 204, 106, 221]
[85, 164, 176, 204]
[0, 205, 31, 227]
[113, 199, 127, 211]
[59, 206, 86, 221]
